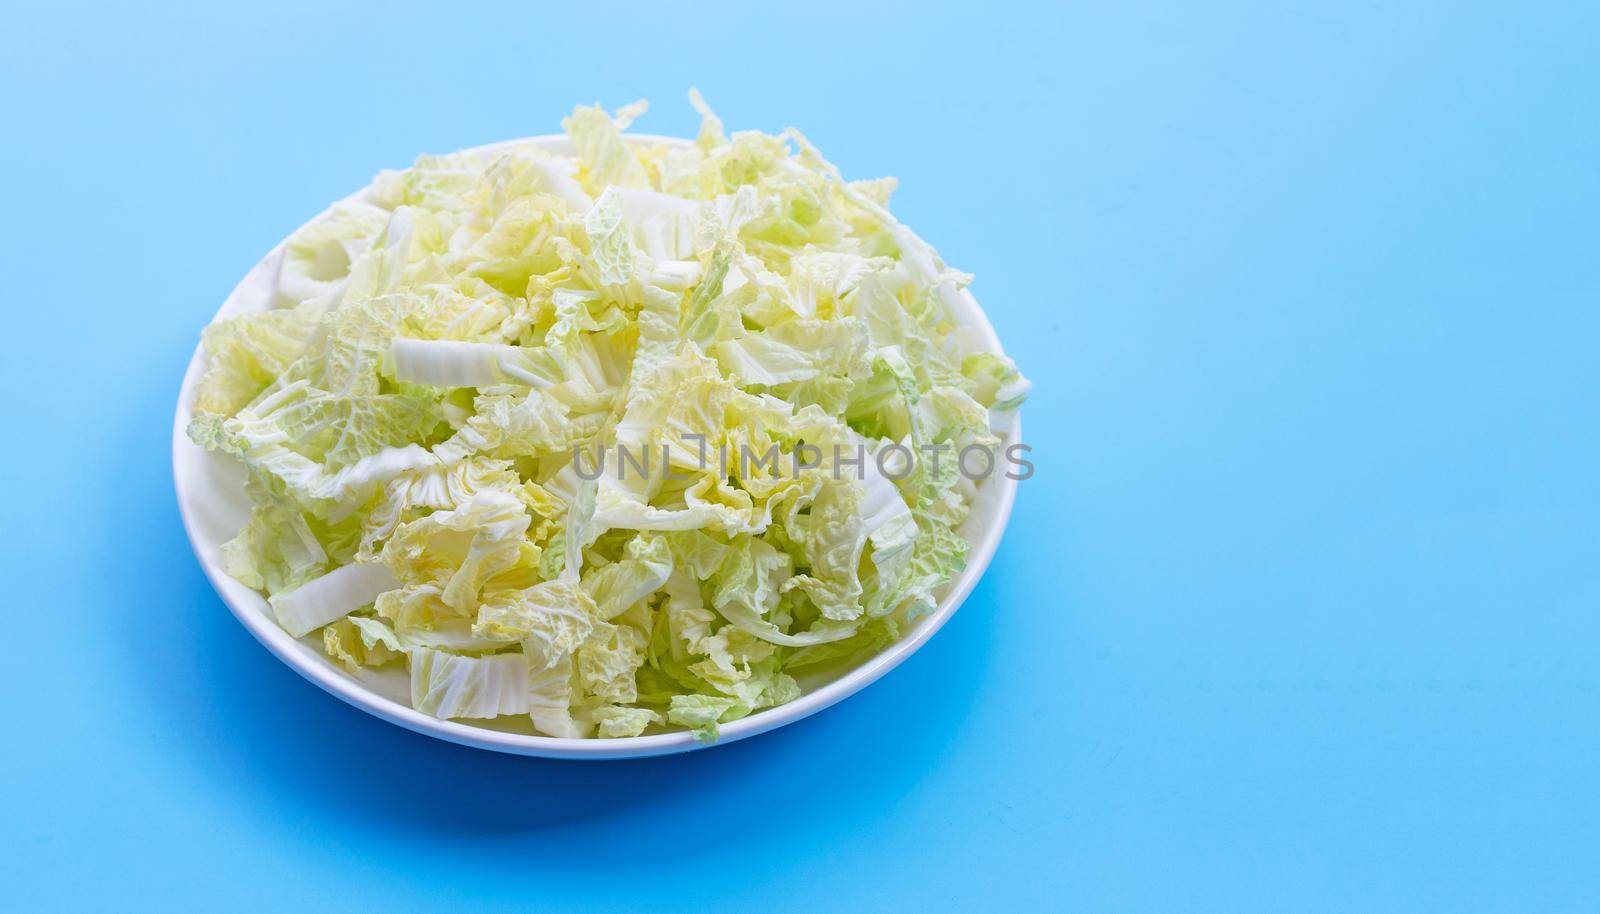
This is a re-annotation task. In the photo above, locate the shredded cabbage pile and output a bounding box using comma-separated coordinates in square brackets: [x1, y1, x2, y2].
[188, 93, 1027, 740]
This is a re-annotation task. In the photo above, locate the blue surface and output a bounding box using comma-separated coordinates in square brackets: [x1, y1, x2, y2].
[4, 2, 1597, 911]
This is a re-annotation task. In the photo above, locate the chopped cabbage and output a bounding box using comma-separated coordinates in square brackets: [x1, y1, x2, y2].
[189, 92, 1027, 741]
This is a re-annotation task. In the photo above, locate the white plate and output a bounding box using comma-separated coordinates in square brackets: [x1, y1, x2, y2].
[172, 133, 1021, 759]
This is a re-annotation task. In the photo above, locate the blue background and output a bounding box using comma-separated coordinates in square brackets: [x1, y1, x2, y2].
[4, 2, 1597, 911]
